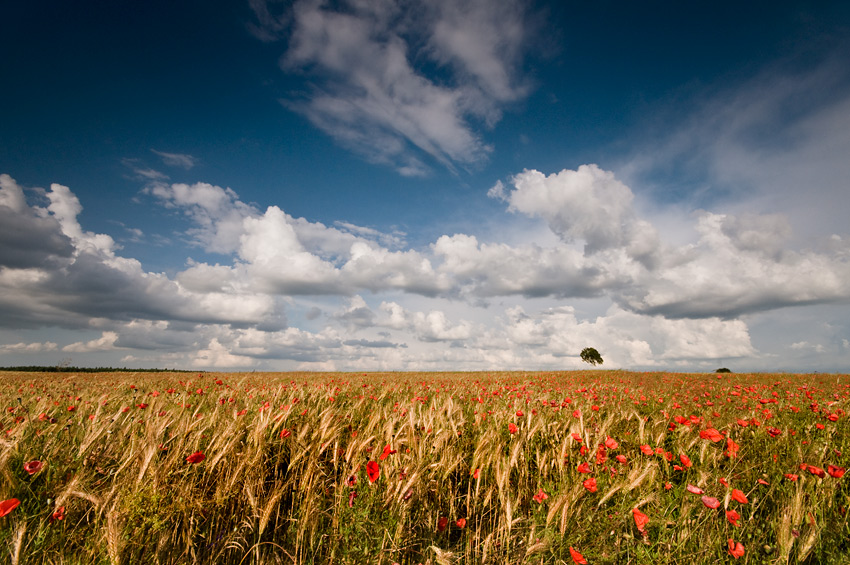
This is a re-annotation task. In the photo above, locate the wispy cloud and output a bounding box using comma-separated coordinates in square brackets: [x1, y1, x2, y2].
[621, 49, 850, 239]
[151, 149, 198, 170]
[252, 0, 532, 175]
[121, 158, 169, 182]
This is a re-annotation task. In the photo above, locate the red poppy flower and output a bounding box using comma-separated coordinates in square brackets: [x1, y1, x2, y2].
[726, 509, 741, 527]
[51, 506, 65, 522]
[595, 445, 607, 465]
[0, 498, 20, 517]
[699, 428, 723, 442]
[767, 427, 782, 437]
[757, 478, 770, 486]
[456, 517, 467, 529]
[736, 418, 749, 427]
[569, 546, 588, 564]
[686, 484, 704, 495]
[379, 444, 397, 461]
[725, 438, 740, 458]
[828, 465, 846, 478]
[615, 454, 627, 464]
[24, 460, 43, 475]
[605, 436, 619, 449]
[472, 468, 480, 479]
[784, 473, 799, 481]
[508, 423, 518, 434]
[680, 454, 692, 468]
[583, 477, 597, 492]
[577, 462, 591, 474]
[664, 482, 672, 490]
[731, 489, 748, 504]
[186, 452, 205, 464]
[571, 432, 583, 443]
[280, 428, 291, 438]
[728, 539, 745, 559]
[640, 444, 653, 455]
[718, 477, 729, 487]
[516, 410, 523, 417]
[366, 460, 380, 483]
[633, 508, 649, 535]
[701, 496, 721, 509]
[437, 516, 449, 532]
[533, 488, 548, 503]
[807, 465, 825, 478]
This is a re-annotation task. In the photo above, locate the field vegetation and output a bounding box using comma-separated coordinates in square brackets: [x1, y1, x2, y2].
[0, 370, 847, 564]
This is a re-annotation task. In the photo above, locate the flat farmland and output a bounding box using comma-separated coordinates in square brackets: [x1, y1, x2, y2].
[0, 370, 847, 564]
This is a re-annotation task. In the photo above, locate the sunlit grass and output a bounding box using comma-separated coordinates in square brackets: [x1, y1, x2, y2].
[0, 370, 847, 564]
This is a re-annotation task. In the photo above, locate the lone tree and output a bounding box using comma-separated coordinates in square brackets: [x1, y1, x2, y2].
[580, 347, 603, 366]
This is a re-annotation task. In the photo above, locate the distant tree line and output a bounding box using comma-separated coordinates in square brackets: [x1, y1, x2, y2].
[0, 366, 196, 373]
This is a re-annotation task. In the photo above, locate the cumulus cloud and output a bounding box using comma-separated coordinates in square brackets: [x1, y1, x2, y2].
[146, 181, 258, 254]
[252, 0, 532, 174]
[615, 211, 850, 319]
[497, 165, 661, 265]
[0, 175, 74, 269]
[63, 331, 119, 353]
[790, 341, 825, 353]
[3, 165, 850, 371]
[0, 176, 278, 330]
[491, 166, 850, 318]
[432, 233, 622, 299]
[0, 341, 58, 354]
[498, 304, 755, 367]
[193, 338, 256, 368]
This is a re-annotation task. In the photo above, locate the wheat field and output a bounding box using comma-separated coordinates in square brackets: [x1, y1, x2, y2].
[0, 370, 847, 564]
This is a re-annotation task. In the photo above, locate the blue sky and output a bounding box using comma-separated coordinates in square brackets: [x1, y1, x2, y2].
[2, 0, 850, 371]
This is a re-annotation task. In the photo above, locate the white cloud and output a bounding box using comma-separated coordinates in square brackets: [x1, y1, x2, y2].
[147, 181, 257, 254]
[193, 338, 256, 368]
[790, 341, 826, 354]
[0, 175, 74, 269]
[0, 341, 58, 354]
[151, 149, 198, 170]
[0, 176, 279, 330]
[622, 52, 850, 242]
[334, 220, 406, 249]
[616, 211, 850, 318]
[426, 0, 529, 110]
[3, 165, 850, 371]
[255, 0, 532, 174]
[498, 304, 755, 368]
[63, 331, 119, 353]
[499, 165, 661, 264]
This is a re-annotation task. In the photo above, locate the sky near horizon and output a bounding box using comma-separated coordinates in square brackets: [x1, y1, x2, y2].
[2, 0, 850, 372]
